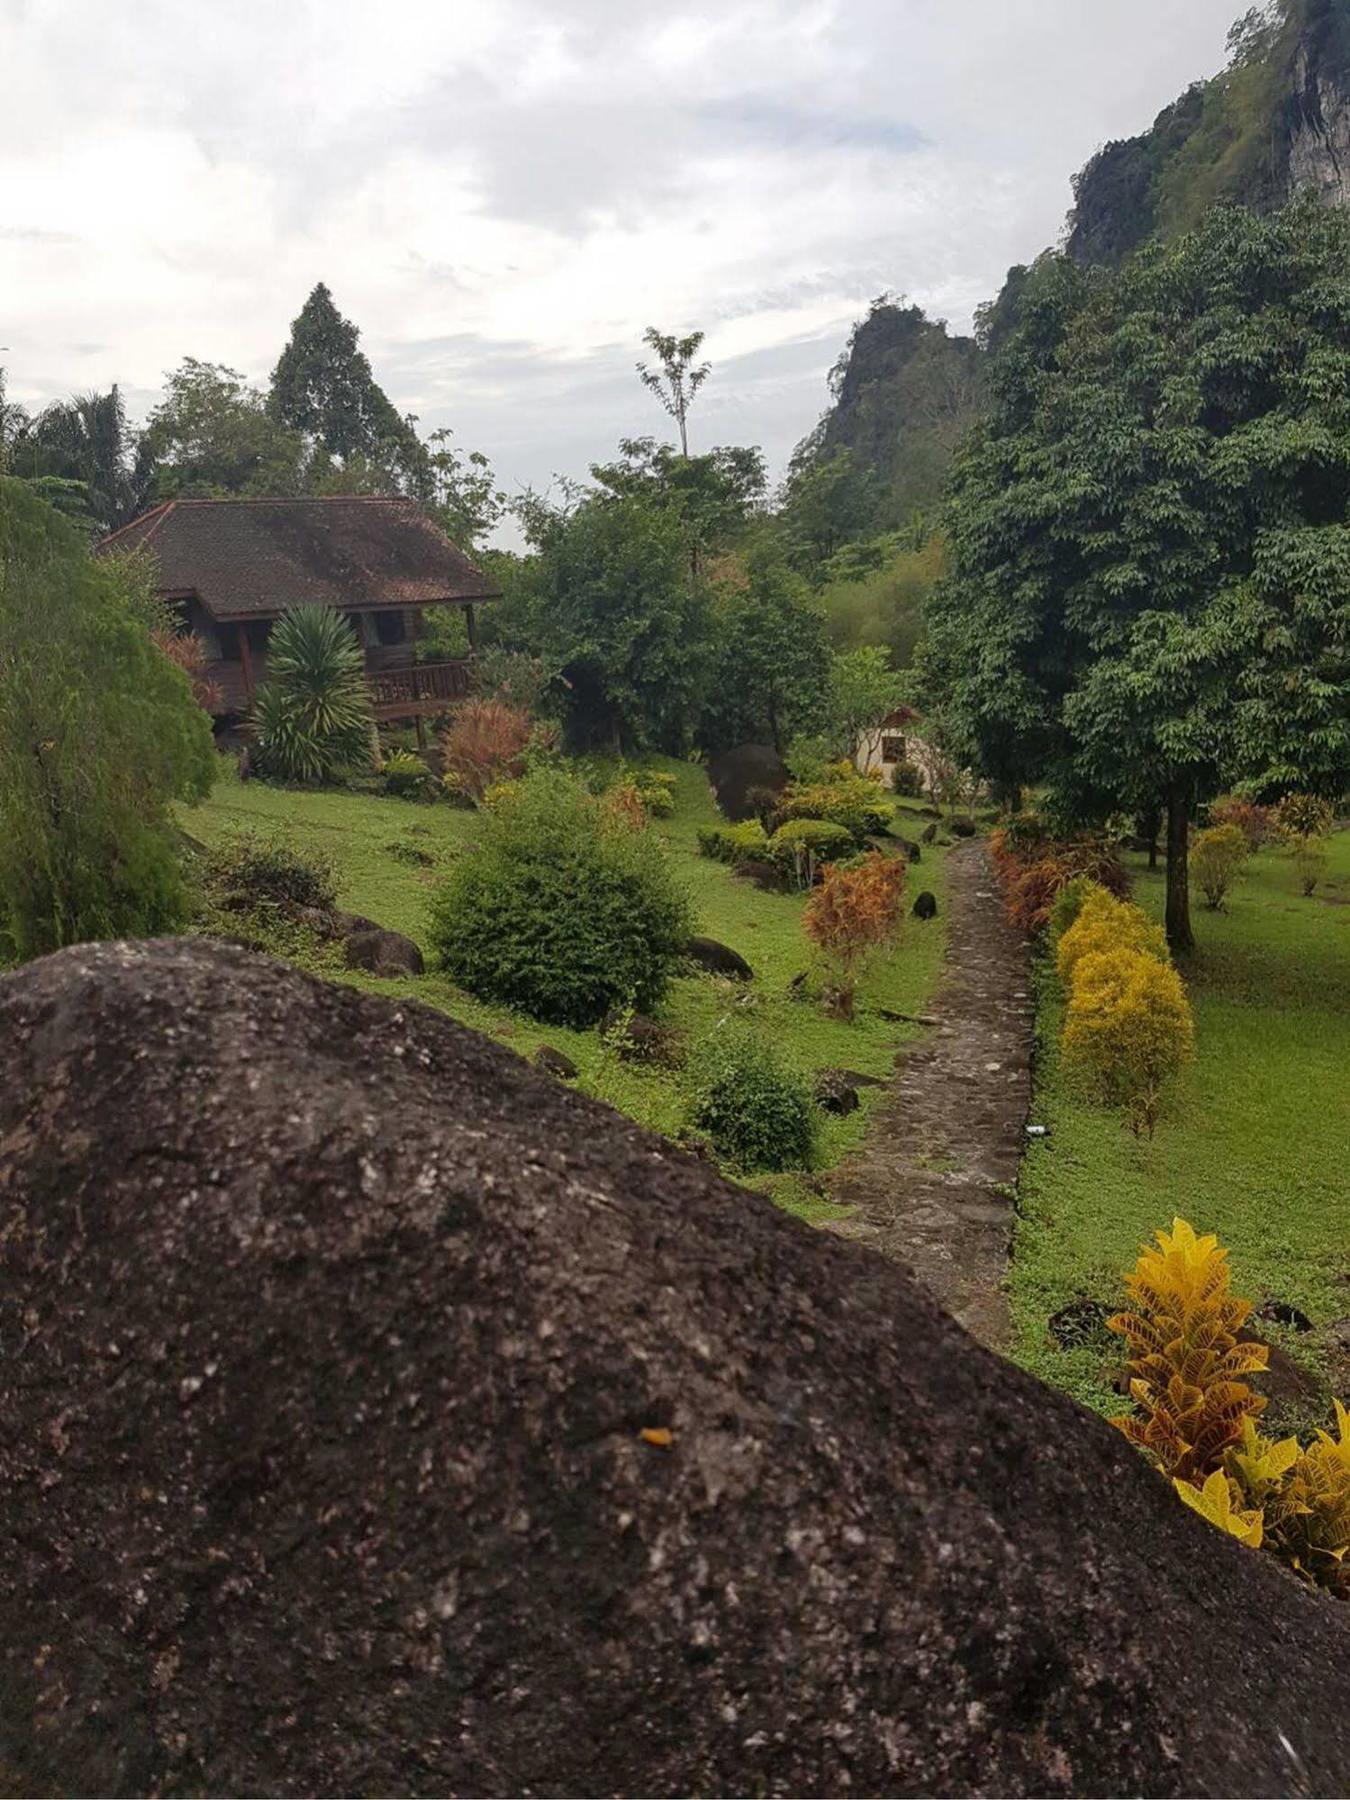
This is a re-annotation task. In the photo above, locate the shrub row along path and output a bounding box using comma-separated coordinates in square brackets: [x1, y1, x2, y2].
[827, 839, 1034, 1349]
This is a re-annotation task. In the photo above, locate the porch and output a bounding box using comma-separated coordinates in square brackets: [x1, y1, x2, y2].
[204, 650, 474, 721]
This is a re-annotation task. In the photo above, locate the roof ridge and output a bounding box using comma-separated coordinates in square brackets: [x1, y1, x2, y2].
[169, 494, 415, 507]
[98, 499, 175, 549]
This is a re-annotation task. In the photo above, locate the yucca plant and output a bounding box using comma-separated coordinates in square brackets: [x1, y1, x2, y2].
[251, 605, 374, 784]
[1108, 1217, 1268, 1483]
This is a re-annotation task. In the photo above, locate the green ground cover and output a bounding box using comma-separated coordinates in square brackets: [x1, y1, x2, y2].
[186, 757, 948, 1218]
[1011, 827, 1350, 1421]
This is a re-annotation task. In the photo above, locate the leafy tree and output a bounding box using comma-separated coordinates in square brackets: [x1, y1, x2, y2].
[0, 478, 214, 958]
[498, 489, 707, 750]
[271, 282, 426, 488]
[250, 605, 375, 783]
[817, 529, 944, 666]
[826, 646, 910, 764]
[777, 447, 877, 576]
[928, 200, 1350, 951]
[700, 552, 830, 753]
[636, 327, 710, 456]
[141, 359, 308, 498]
[591, 435, 765, 574]
[1, 387, 147, 533]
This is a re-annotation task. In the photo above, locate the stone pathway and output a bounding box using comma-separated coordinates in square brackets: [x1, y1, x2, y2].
[825, 840, 1034, 1349]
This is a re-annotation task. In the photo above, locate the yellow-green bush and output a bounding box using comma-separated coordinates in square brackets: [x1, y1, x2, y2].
[1112, 1218, 1350, 1601]
[1055, 885, 1168, 988]
[1189, 822, 1247, 910]
[1062, 945, 1194, 1136]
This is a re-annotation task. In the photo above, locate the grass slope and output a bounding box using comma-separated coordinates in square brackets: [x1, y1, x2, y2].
[187, 758, 948, 1217]
[1011, 828, 1350, 1418]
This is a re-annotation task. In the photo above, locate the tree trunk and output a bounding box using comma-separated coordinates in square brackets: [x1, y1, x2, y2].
[1140, 804, 1161, 870]
[1165, 789, 1194, 955]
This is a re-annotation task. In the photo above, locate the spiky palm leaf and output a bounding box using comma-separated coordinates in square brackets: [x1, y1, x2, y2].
[251, 605, 373, 784]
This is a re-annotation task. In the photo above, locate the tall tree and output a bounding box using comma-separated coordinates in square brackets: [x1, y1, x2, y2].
[500, 488, 708, 751]
[636, 328, 710, 456]
[700, 551, 830, 754]
[0, 478, 214, 958]
[270, 283, 426, 489]
[590, 435, 765, 576]
[928, 199, 1350, 951]
[141, 359, 308, 499]
[4, 387, 146, 532]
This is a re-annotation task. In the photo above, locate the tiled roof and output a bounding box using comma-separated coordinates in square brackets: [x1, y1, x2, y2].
[98, 496, 498, 620]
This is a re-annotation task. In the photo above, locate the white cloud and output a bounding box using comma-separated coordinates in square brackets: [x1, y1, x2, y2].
[0, 0, 1241, 498]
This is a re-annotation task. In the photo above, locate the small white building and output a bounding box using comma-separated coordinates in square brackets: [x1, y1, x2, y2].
[854, 707, 919, 788]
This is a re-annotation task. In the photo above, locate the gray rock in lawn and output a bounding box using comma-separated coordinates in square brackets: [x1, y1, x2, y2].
[1, 937, 1349, 1799]
[813, 1069, 885, 1116]
[532, 1044, 578, 1080]
[912, 890, 939, 920]
[686, 936, 754, 981]
[343, 926, 425, 977]
[893, 835, 922, 863]
[814, 1069, 861, 1115]
[921, 821, 939, 844]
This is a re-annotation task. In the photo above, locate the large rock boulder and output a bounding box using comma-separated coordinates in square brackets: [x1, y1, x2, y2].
[686, 935, 754, 981]
[707, 743, 788, 822]
[0, 939, 1347, 1798]
[343, 925, 425, 977]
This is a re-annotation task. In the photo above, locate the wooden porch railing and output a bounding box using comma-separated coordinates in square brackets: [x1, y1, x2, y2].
[367, 659, 473, 715]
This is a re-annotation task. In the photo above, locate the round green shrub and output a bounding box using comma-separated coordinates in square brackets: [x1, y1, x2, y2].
[768, 819, 854, 868]
[688, 1026, 818, 1172]
[428, 770, 692, 1028]
[382, 749, 433, 799]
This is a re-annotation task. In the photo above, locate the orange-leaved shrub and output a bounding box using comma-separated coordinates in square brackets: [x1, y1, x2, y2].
[151, 627, 221, 715]
[803, 849, 906, 1020]
[988, 826, 1129, 933]
[441, 699, 533, 805]
[1208, 794, 1272, 850]
[1111, 1218, 1350, 1598]
[1274, 792, 1334, 844]
[1189, 822, 1248, 911]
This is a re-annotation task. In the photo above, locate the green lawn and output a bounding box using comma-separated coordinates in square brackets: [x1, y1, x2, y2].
[185, 757, 949, 1217]
[1010, 827, 1350, 1420]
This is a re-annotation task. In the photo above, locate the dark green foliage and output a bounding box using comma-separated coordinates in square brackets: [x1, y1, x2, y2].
[141, 360, 308, 500]
[496, 490, 707, 750]
[2, 386, 147, 532]
[202, 834, 337, 911]
[700, 553, 830, 754]
[928, 200, 1350, 949]
[428, 770, 692, 1027]
[270, 283, 426, 489]
[0, 478, 215, 959]
[251, 606, 374, 784]
[688, 1025, 818, 1172]
[590, 436, 766, 571]
[769, 819, 855, 871]
[697, 821, 770, 864]
[382, 750, 434, 799]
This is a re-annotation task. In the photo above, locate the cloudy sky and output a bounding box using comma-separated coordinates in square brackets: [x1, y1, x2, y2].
[2, 0, 1239, 506]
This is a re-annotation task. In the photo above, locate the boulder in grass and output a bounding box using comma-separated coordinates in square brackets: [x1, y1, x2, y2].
[532, 1044, 578, 1080]
[1, 939, 1349, 1799]
[912, 890, 939, 920]
[686, 937, 754, 982]
[343, 927, 425, 978]
[601, 1008, 680, 1066]
[707, 744, 789, 823]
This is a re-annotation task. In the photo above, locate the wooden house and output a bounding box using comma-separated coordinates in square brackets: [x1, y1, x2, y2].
[99, 496, 499, 724]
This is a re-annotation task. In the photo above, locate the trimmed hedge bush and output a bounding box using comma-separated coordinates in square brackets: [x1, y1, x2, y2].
[429, 770, 692, 1028]
[697, 821, 770, 864]
[688, 1026, 818, 1172]
[768, 819, 854, 869]
[778, 775, 891, 842]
